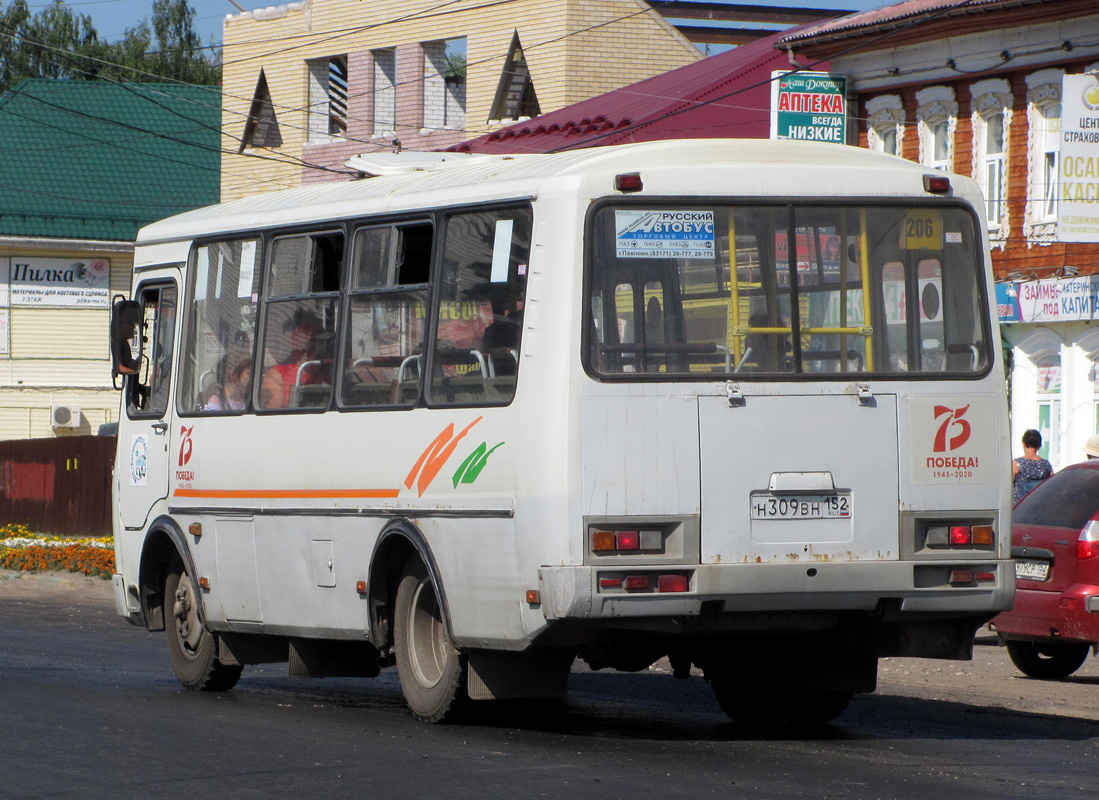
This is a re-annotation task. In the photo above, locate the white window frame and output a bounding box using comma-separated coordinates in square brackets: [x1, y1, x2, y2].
[866, 94, 904, 156]
[969, 79, 1011, 241]
[916, 86, 957, 172]
[1025, 69, 1063, 243]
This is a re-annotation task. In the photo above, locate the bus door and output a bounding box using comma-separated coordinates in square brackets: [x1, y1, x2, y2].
[118, 280, 179, 530]
[698, 391, 899, 565]
[699, 206, 901, 564]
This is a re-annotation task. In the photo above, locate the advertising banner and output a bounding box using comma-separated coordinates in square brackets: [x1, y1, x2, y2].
[614, 210, 715, 258]
[770, 72, 847, 143]
[996, 276, 1099, 323]
[8, 256, 110, 307]
[1058, 74, 1099, 242]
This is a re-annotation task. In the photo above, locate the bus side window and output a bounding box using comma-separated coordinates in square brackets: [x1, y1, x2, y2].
[127, 283, 177, 418]
[429, 207, 532, 405]
[341, 222, 432, 408]
[178, 239, 260, 415]
[258, 231, 343, 411]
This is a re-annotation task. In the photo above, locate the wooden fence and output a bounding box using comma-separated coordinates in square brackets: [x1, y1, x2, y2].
[0, 436, 116, 537]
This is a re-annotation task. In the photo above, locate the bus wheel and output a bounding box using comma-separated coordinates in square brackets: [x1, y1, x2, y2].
[1006, 640, 1090, 680]
[165, 560, 243, 692]
[711, 676, 851, 726]
[394, 560, 467, 722]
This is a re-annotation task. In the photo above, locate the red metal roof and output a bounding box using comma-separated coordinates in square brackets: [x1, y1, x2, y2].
[450, 28, 830, 154]
[778, 0, 1035, 45]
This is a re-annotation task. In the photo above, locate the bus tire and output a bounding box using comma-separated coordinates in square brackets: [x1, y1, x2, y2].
[394, 559, 467, 723]
[165, 560, 243, 692]
[711, 676, 851, 726]
[1005, 640, 1090, 680]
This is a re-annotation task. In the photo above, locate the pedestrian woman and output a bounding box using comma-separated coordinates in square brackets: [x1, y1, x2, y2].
[1012, 428, 1053, 505]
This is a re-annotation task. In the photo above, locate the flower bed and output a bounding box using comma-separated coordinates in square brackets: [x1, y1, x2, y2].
[0, 523, 115, 579]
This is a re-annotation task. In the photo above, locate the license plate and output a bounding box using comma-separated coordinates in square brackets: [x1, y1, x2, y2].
[1015, 559, 1050, 581]
[750, 493, 852, 520]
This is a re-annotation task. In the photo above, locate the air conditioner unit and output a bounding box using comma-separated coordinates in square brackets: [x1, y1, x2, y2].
[51, 405, 82, 429]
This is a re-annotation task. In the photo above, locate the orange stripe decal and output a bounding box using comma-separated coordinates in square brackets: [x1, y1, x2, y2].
[174, 488, 400, 499]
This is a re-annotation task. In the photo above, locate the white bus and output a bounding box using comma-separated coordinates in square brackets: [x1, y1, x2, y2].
[110, 139, 1012, 725]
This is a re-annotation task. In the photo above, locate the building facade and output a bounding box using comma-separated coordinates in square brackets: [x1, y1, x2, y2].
[0, 80, 220, 440]
[219, 0, 704, 200]
[782, 0, 1099, 470]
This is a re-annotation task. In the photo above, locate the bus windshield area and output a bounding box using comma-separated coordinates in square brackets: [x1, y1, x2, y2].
[587, 203, 990, 378]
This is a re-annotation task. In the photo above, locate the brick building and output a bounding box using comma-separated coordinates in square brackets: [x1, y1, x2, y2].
[781, 0, 1099, 469]
[219, 0, 707, 201]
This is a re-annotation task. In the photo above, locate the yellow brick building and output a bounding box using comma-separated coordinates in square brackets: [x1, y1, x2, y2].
[221, 0, 700, 200]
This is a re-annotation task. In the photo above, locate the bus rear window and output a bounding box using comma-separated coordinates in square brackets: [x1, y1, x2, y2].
[587, 203, 989, 379]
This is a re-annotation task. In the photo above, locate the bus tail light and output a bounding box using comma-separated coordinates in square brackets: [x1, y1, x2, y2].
[590, 527, 664, 554]
[624, 575, 650, 591]
[927, 523, 994, 548]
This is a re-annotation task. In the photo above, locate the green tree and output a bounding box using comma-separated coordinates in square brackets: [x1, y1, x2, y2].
[0, 0, 219, 93]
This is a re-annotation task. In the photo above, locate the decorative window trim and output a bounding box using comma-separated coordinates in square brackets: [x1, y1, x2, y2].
[969, 79, 1011, 247]
[1025, 68, 1063, 245]
[915, 86, 957, 172]
[866, 94, 904, 155]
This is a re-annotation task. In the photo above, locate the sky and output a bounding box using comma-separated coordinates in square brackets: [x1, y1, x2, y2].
[26, 0, 896, 47]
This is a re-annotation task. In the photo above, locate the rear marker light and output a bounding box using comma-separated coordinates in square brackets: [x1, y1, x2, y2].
[198, 576, 210, 590]
[592, 530, 616, 551]
[599, 577, 623, 589]
[616, 530, 640, 550]
[950, 526, 971, 545]
[927, 526, 949, 546]
[971, 525, 994, 545]
[949, 570, 974, 585]
[657, 574, 688, 593]
[355, 580, 367, 595]
[624, 575, 650, 591]
[615, 173, 643, 192]
[526, 590, 541, 605]
[974, 572, 995, 583]
[924, 174, 951, 194]
[188, 522, 202, 538]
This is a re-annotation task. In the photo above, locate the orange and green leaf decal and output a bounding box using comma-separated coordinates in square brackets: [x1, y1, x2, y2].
[405, 416, 483, 497]
[453, 441, 505, 487]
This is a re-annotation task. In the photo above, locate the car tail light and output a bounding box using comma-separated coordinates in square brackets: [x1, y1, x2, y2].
[1079, 520, 1099, 560]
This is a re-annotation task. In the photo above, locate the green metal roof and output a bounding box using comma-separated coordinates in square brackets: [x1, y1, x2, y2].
[0, 79, 220, 242]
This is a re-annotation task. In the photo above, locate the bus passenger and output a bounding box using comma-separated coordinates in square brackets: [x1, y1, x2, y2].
[260, 321, 331, 408]
[204, 355, 251, 411]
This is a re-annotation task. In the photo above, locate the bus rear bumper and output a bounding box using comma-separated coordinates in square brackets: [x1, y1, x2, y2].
[538, 560, 1014, 621]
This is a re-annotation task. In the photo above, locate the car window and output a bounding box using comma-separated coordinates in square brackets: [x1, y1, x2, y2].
[1013, 467, 1099, 529]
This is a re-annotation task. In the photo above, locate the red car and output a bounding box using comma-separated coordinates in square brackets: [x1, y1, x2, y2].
[991, 460, 1099, 678]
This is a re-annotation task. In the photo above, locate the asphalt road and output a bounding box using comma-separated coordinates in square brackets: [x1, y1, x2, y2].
[1, 570, 1097, 800]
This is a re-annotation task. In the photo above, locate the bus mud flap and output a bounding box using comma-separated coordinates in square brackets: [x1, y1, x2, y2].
[466, 649, 573, 701]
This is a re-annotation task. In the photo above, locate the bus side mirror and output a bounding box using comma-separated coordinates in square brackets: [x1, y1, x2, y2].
[110, 297, 142, 383]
